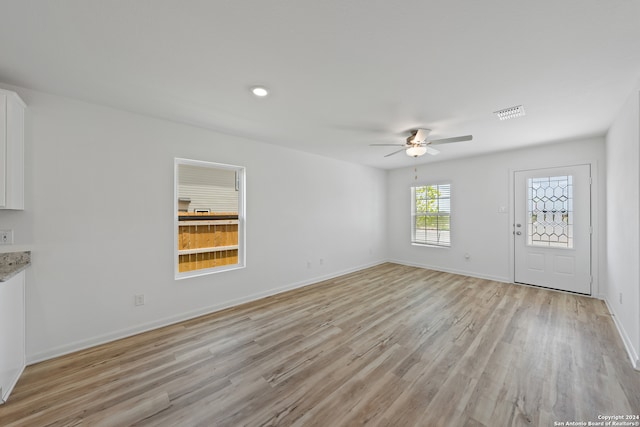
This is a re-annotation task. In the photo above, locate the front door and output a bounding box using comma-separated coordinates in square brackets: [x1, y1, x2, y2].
[514, 165, 591, 294]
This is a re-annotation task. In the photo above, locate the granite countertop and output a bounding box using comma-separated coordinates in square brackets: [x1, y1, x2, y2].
[0, 251, 31, 281]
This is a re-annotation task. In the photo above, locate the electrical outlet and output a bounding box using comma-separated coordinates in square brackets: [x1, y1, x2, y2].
[0, 230, 13, 245]
[319, 258, 324, 265]
[134, 294, 145, 306]
[306, 261, 311, 269]
[619, 293, 623, 304]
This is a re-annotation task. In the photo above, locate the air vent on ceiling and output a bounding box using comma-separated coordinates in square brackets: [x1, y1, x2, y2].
[494, 105, 525, 120]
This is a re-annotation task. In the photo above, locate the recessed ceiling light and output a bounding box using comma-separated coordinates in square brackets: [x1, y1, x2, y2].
[251, 86, 269, 97]
[494, 105, 525, 120]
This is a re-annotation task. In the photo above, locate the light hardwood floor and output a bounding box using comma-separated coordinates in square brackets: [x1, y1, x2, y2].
[1, 263, 638, 426]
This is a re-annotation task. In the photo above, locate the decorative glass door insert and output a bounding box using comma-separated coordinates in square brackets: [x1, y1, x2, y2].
[527, 175, 573, 248]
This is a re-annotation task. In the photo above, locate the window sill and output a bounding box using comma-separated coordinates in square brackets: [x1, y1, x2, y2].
[175, 263, 245, 280]
[411, 242, 450, 249]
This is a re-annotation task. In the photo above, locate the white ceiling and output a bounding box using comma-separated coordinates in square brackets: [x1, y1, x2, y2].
[1, 1, 639, 169]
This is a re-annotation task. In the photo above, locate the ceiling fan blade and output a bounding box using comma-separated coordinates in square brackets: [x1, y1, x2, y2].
[369, 143, 406, 147]
[414, 128, 430, 143]
[425, 146, 440, 156]
[384, 148, 407, 157]
[429, 135, 473, 145]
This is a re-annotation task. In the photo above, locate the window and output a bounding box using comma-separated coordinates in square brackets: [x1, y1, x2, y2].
[527, 175, 573, 248]
[411, 183, 451, 247]
[174, 158, 245, 279]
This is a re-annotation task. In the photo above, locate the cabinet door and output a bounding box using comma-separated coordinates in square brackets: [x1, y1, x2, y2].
[0, 271, 25, 403]
[0, 89, 25, 210]
[0, 92, 6, 207]
[5, 93, 24, 209]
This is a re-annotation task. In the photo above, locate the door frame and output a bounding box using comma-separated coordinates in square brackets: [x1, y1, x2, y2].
[508, 161, 603, 297]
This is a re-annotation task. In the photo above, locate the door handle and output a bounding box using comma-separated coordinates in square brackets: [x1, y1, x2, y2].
[516, 231, 522, 235]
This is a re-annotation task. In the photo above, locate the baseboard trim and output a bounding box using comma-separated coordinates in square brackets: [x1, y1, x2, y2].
[0, 363, 25, 404]
[388, 259, 511, 284]
[27, 260, 387, 364]
[604, 297, 640, 371]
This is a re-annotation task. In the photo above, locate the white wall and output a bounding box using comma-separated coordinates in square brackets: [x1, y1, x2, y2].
[0, 85, 388, 363]
[387, 137, 606, 291]
[605, 82, 640, 369]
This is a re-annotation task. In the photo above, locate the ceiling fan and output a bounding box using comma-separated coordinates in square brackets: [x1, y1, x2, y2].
[370, 129, 473, 157]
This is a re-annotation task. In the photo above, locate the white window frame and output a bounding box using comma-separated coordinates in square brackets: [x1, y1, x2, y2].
[174, 158, 246, 280]
[411, 182, 451, 248]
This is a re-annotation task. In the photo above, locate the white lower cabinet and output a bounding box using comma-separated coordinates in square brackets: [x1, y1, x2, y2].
[0, 270, 25, 403]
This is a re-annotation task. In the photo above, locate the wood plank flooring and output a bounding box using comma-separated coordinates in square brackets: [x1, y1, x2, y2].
[1, 263, 638, 426]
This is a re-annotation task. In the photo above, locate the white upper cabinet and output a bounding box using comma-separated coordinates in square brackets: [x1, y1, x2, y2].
[0, 88, 26, 210]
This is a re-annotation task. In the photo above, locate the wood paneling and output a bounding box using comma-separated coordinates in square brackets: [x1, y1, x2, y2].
[1, 264, 638, 426]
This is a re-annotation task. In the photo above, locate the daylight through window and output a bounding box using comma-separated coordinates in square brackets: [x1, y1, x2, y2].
[175, 158, 245, 279]
[411, 183, 451, 247]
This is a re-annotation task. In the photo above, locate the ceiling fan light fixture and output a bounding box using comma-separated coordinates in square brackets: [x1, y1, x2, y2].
[406, 146, 427, 157]
[494, 105, 525, 120]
